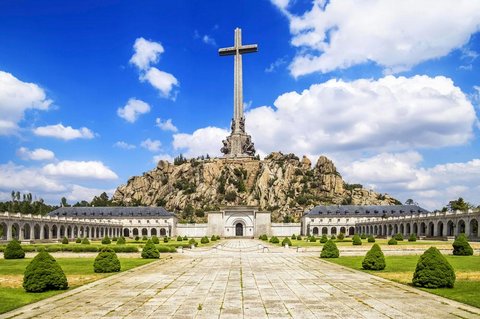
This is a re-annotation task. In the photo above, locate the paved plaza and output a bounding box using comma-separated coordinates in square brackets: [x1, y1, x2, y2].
[2, 239, 479, 319]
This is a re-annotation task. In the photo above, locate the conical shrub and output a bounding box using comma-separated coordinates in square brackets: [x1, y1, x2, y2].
[320, 240, 339, 258]
[94, 248, 121, 273]
[141, 239, 159, 259]
[408, 233, 417, 242]
[116, 236, 126, 245]
[362, 244, 386, 270]
[81, 237, 90, 245]
[281, 237, 292, 246]
[23, 251, 68, 292]
[388, 238, 397, 245]
[4, 239, 25, 259]
[367, 235, 375, 243]
[452, 233, 473, 256]
[61, 237, 69, 245]
[151, 235, 160, 244]
[320, 235, 328, 243]
[101, 236, 111, 245]
[412, 247, 455, 288]
[352, 234, 362, 245]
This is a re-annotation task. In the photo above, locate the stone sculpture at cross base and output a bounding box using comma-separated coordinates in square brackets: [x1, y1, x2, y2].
[219, 28, 257, 158]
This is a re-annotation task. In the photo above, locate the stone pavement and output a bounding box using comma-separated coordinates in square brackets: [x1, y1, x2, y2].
[2, 239, 479, 319]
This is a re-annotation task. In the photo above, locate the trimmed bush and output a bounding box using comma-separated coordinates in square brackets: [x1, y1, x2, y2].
[452, 233, 473, 256]
[281, 237, 292, 246]
[75, 238, 81, 243]
[163, 236, 169, 243]
[360, 233, 367, 240]
[61, 237, 69, 245]
[211, 235, 217, 241]
[94, 248, 121, 273]
[352, 234, 362, 245]
[112, 237, 118, 241]
[291, 234, 296, 240]
[116, 236, 126, 245]
[101, 236, 111, 245]
[142, 235, 148, 241]
[177, 235, 183, 241]
[413, 247, 455, 288]
[156, 246, 177, 253]
[367, 235, 375, 243]
[330, 234, 336, 240]
[259, 234, 268, 241]
[4, 240, 25, 259]
[141, 239, 160, 259]
[135, 236, 140, 241]
[269, 236, 279, 244]
[201, 236, 209, 244]
[320, 240, 339, 258]
[183, 235, 188, 241]
[23, 251, 68, 292]
[337, 233, 345, 241]
[151, 235, 160, 244]
[309, 236, 317, 242]
[319, 235, 328, 243]
[362, 244, 386, 270]
[81, 237, 90, 245]
[408, 233, 417, 242]
[216, 235, 221, 240]
[296, 235, 302, 240]
[189, 238, 198, 246]
[394, 233, 404, 241]
[388, 238, 397, 245]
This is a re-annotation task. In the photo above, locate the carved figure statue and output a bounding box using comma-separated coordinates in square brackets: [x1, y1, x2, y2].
[221, 139, 230, 155]
[239, 117, 245, 132]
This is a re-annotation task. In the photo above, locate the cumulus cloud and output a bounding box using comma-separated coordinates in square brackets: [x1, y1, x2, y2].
[43, 160, 118, 180]
[0, 162, 66, 193]
[33, 123, 95, 140]
[140, 138, 161, 152]
[16, 147, 55, 161]
[245, 75, 476, 155]
[202, 35, 217, 46]
[117, 98, 150, 123]
[272, 0, 480, 76]
[130, 37, 179, 98]
[173, 126, 229, 158]
[152, 153, 174, 164]
[66, 185, 115, 203]
[0, 70, 52, 135]
[113, 141, 136, 150]
[340, 152, 480, 210]
[155, 117, 178, 132]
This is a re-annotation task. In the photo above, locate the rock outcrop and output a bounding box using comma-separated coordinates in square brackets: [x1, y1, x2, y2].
[112, 152, 400, 222]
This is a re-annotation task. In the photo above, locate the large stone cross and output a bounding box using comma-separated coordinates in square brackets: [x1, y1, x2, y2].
[219, 28, 258, 133]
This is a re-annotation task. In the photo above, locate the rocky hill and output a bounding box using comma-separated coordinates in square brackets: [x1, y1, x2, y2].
[112, 152, 400, 222]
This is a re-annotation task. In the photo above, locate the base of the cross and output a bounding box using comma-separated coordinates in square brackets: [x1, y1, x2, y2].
[221, 132, 256, 158]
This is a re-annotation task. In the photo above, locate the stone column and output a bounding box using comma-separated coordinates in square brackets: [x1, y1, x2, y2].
[465, 221, 470, 237]
[30, 224, 34, 240]
[6, 222, 12, 241]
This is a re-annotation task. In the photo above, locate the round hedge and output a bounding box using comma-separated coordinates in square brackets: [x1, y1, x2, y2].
[281, 237, 292, 246]
[291, 234, 296, 240]
[189, 238, 198, 246]
[352, 234, 362, 246]
[75, 237, 82, 243]
[362, 244, 386, 270]
[116, 236, 126, 245]
[394, 233, 404, 241]
[296, 235, 302, 240]
[388, 238, 397, 245]
[211, 235, 217, 241]
[330, 235, 336, 240]
[163, 236, 169, 243]
[183, 235, 188, 241]
[412, 247, 455, 288]
[101, 236, 111, 245]
[408, 233, 417, 242]
[23, 251, 68, 292]
[360, 233, 367, 239]
[61, 237, 69, 245]
[94, 248, 121, 273]
[81, 237, 90, 245]
[367, 235, 375, 243]
[151, 236, 160, 244]
[319, 235, 327, 243]
[4, 240, 25, 259]
[452, 233, 473, 256]
[201, 236, 209, 244]
[177, 236, 183, 241]
[337, 233, 345, 241]
[320, 240, 339, 258]
[309, 236, 317, 242]
[141, 239, 160, 259]
[269, 236, 279, 244]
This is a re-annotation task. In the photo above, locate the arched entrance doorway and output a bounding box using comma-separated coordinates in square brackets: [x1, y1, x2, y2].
[235, 223, 243, 236]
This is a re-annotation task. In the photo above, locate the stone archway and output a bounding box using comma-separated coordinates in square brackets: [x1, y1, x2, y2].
[123, 228, 130, 237]
[312, 227, 319, 235]
[0, 222, 7, 240]
[235, 222, 244, 236]
[321, 227, 328, 235]
[458, 219, 466, 234]
[160, 228, 166, 236]
[349, 227, 355, 236]
[470, 219, 478, 238]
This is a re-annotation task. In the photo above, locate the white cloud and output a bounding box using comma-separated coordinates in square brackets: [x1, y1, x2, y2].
[265, 57, 287, 73]
[155, 117, 178, 132]
[113, 141, 136, 150]
[245, 75, 476, 155]
[130, 37, 179, 98]
[173, 126, 229, 158]
[117, 98, 150, 123]
[0, 162, 66, 193]
[16, 147, 55, 161]
[140, 138, 161, 152]
[43, 160, 118, 180]
[340, 152, 480, 210]
[129, 37, 164, 71]
[0, 70, 52, 135]
[202, 35, 217, 46]
[272, 0, 480, 76]
[140, 67, 179, 98]
[33, 123, 95, 140]
[66, 185, 115, 203]
[152, 153, 174, 164]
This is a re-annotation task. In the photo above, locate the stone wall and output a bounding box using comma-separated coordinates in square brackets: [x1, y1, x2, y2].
[175, 224, 208, 237]
[271, 223, 301, 237]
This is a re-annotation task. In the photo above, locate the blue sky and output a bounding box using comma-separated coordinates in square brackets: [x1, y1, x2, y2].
[0, 0, 479, 209]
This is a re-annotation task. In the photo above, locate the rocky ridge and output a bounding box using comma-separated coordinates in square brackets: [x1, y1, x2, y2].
[112, 152, 400, 222]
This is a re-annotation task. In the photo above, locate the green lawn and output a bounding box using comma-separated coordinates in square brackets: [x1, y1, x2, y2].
[327, 255, 480, 308]
[267, 237, 454, 247]
[0, 257, 155, 314]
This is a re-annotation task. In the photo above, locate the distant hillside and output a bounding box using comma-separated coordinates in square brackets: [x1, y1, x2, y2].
[112, 152, 401, 222]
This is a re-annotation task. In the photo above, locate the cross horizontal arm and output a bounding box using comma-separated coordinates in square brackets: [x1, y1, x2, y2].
[218, 47, 236, 56]
[218, 44, 259, 56]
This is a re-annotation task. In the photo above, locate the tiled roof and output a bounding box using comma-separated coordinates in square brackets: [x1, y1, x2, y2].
[303, 205, 429, 217]
[49, 207, 175, 218]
